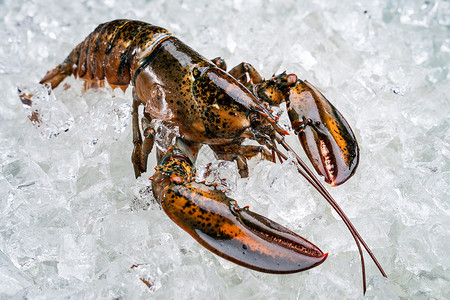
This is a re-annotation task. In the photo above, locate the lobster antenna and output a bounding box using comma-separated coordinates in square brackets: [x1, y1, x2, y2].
[265, 139, 368, 293]
[266, 135, 388, 294]
[277, 137, 386, 274]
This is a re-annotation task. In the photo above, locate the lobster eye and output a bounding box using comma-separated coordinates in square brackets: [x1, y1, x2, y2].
[249, 112, 261, 127]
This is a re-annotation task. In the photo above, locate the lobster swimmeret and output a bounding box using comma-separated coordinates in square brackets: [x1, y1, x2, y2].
[36, 20, 386, 293]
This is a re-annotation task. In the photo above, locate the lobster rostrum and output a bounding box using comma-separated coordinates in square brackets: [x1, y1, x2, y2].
[36, 20, 386, 293]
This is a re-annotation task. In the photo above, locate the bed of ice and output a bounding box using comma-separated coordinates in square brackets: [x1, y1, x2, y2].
[1, 0, 449, 299]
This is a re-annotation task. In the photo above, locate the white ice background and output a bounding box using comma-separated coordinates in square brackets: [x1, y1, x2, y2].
[1, 0, 449, 299]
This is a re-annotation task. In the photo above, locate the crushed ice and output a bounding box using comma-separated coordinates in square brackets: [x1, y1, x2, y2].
[17, 83, 74, 139]
[1, 0, 449, 299]
[152, 119, 180, 153]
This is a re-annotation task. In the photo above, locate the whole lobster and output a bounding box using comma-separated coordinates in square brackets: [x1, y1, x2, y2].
[37, 19, 386, 293]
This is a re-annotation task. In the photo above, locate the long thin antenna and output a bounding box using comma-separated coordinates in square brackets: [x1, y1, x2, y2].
[265, 135, 387, 293]
[265, 140, 367, 293]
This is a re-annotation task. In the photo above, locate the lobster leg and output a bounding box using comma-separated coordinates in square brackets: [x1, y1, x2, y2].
[152, 138, 328, 273]
[131, 89, 155, 178]
[228, 62, 264, 87]
[210, 58, 263, 89]
[211, 57, 227, 71]
[140, 112, 155, 174]
[210, 143, 273, 178]
[131, 92, 144, 178]
[239, 145, 273, 161]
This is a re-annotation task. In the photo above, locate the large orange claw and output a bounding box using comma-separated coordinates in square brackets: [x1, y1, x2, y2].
[157, 181, 327, 273]
[287, 80, 359, 186]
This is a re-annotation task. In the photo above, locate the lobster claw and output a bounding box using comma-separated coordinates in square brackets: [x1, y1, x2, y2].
[287, 80, 359, 186]
[157, 180, 327, 273]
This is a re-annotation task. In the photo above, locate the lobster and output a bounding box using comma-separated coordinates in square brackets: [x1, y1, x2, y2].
[36, 19, 387, 293]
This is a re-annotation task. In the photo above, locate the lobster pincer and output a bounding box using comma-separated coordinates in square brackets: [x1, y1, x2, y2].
[228, 63, 359, 186]
[152, 139, 328, 273]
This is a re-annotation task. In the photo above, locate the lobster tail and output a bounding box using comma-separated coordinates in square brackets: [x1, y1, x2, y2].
[40, 20, 172, 91]
[40, 62, 73, 89]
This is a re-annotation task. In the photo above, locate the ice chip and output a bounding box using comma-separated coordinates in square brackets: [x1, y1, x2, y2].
[195, 159, 238, 193]
[399, 0, 438, 27]
[437, 1, 450, 26]
[0, 251, 33, 298]
[111, 102, 131, 134]
[17, 83, 74, 139]
[152, 119, 180, 152]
